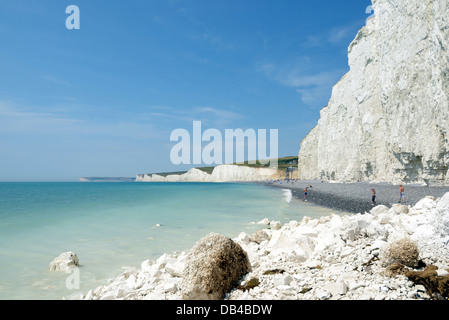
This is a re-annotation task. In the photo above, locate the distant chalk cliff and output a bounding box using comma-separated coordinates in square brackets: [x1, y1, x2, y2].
[298, 0, 449, 185]
[136, 165, 284, 182]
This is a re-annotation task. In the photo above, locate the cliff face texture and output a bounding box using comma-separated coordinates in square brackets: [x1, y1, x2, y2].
[298, 0, 449, 185]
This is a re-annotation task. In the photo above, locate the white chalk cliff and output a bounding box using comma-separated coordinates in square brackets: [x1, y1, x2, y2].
[298, 0, 449, 185]
[136, 165, 282, 182]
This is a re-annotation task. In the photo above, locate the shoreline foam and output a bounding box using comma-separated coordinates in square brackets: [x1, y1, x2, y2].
[70, 182, 449, 301]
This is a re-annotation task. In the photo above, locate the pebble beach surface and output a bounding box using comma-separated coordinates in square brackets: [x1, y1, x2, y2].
[70, 182, 449, 301]
[266, 180, 449, 214]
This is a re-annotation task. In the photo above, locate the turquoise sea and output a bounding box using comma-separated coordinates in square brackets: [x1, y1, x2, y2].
[0, 182, 341, 300]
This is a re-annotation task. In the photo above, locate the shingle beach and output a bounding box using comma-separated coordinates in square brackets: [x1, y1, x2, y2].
[265, 180, 449, 214]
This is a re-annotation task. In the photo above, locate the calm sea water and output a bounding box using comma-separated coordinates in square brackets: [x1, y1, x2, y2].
[0, 182, 340, 300]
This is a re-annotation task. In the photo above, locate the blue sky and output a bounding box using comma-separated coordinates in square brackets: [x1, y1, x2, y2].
[0, 0, 372, 181]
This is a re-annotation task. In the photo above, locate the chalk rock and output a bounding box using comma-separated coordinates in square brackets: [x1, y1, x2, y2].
[236, 232, 251, 245]
[180, 233, 251, 300]
[140, 259, 155, 273]
[370, 205, 389, 216]
[266, 229, 314, 260]
[273, 274, 294, 287]
[436, 193, 449, 212]
[437, 269, 449, 277]
[49, 252, 79, 271]
[315, 288, 332, 300]
[297, 0, 449, 186]
[250, 230, 270, 244]
[391, 204, 409, 215]
[257, 218, 270, 225]
[414, 197, 437, 211]
[324, 279, 348, 297]
[270, 221, 282, 230]
[434, 193, 449, 238]
[165, 259, 185, 278]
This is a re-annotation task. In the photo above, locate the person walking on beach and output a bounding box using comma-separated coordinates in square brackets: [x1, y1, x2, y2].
[304, 185, 313, 201]
[399, 185, 405, 203]
[371, 188, 376, 205]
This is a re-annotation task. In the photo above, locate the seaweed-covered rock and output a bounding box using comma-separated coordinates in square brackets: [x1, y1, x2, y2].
[180, 233, 251, 300]
[382, 238, 420, 268]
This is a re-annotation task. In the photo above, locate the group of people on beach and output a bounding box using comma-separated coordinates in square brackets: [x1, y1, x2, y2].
[274, 179, 407, 207]
[267, 179, 298, 185]
[300, 183, 406, 206]
[370, 185, 405, 205]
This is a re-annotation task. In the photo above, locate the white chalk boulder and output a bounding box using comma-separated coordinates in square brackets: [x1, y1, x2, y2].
[257, 218, 270, 225]
[49, 251, 79, 271]
[270, 221, 282, 230]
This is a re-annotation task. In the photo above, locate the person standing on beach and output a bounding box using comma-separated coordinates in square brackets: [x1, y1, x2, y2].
[399, 185, 405, 203]
[371, 188, 376, 205]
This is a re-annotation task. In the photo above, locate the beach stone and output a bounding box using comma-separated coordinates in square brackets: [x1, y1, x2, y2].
[437, 269, 449, 277]
[436, 193, 449, 212]
[370, 205, 389, 216]
[163, 278, 180, 293]
[257, 218, 270, 225]
[49, 251, 79, 271]
[266, 231, 293, 250]
[287, 220, 299, 228]
[273, 274, 294, 287]
[236, 232, 251, 245]
[180, 233, 251, 300]
[392, 204, 409, 214]
[140, 259, 155, 273]
[99, 292, 115, 300]
[324, 279, 348, 297]
[378, 212, 394, 225]
[414, 197, 436, 211]
[156, 253, 177, 269]
[270, 221, 282, 230]
[165, 260, 185, 278]
[382, 238, 420, 268]
[293, 225, 318, 238]
[371, 239, 388, 251]
[315, 288, 331, 300]
[251, 230, 270, 244]
[340, 220, 361, 242]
